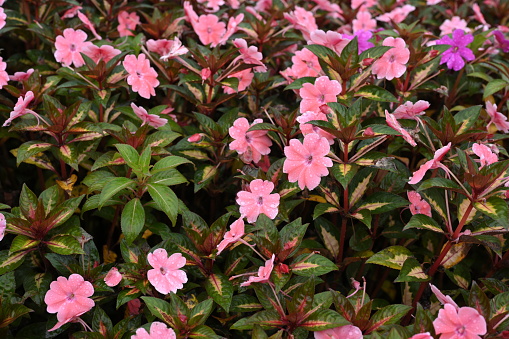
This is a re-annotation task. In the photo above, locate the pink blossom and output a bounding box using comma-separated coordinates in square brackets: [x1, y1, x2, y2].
[147, 37, 188, 60]
[61, 5, 82, 19]
[227, 0, 240, 9]
[0, 213, 5, 241]
[229, 118, 272, 164]
[147, 249, 187, 295]
[385, 110, 417, 146]
[290, 48, 322, 78]
[0, 57, 8, 88]
[430, 284, 459, 309]
[201, 67, 211, 81]
[127, 299, 142, 316]
[433, 304, 486, 339]
[222, 69, 254, 94]
[283, 133, 333, 190]
[240, 254, 275, 286]
[77, 11, 101, 40]
[197, 0, 225, 12]
[409, 333, 433, 339]
[123, 54, 159, 99]
[9, 68, 34, 82]
[217, 218, 245, 255]
[372, 37, 410, 80]
[308, 30, 351, 55]
[132, 322, 177, 339]
[284, 7, 318, 40]
[353, 11, 377, 32]
[117, 11, 140, 37]
[314, 325, 363, 339]
[104, 267, 122, 287]
[217, 13, 244, 46]
[188, 133, 203, 143]
[193, 14, 226, 46]
[311, 0, 343, 19]
[392, 100, 430, 120]
[427, 0, 442, 4]
[82, 44, 121, 64]
[233, 38, 266, 72]
[408, 143, 452, 184]
[486, 101, 509, 133]
[377, 5, 415, 23]
[351, 0, 377, 9]
[440, 17, 469, 36]
[472, 4, 488, 26]
[408, 191, 432, 217]
[236, 179, 280, 223]
[300, 76, 342, 113]
[131, 103, 167, 128]
[297, 111, 335, 145]
[54, 28, 93, 67]
[3, 91, 43, 127]
[184, 1, 199, 25]
[44, 274, 95, 331]
[254, 0, 272, 12]
[0, 7, 6, 30]
[472, 143, 498, 168]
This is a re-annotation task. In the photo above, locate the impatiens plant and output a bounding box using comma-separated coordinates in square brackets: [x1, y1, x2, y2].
[1, 0, 509, 338]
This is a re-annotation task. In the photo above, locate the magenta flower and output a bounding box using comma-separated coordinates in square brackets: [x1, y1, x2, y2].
[0, 56, 8, 89]
[216, 218, 245, 255]
[0, 212, 5, 241]
[131, 103, 167, 128]
[54, 28, 93, 67]
[493, 31, 509, 53]
[117, 11, 139, 37]
[342, 30, 375, 54]
[297, 111, 335, 145]
[82, 44, 121, 64]
[472, 143, 498, 168]
[132, 322, 176, 339]
[407, 191, 432, 217]
[44, 274, 95, 331]
[486, 101, 509, 133]
[385, 110, 417, 147]
[392, 100, 430, 120]
[104, 267, 122, 287]
[314, 325, 363, 339]
[147, 249, 187, 295]
[240, 254, 275, 287]
[123, 54, 159, 99]
[283, 133, 333, 190]
[229, 118, 272, 164]
[300, 76, 342, 113]
[409, 143, 452, 185]
[372, 37, 410, 80]
[433, 304, 487, 339]
[236, 179, 280, 223]
[436, 29, 475, 71]
[3, 91, 43, 127]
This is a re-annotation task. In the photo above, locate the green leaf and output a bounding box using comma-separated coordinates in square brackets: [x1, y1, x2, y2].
[204, 273, 234, 313]
[331, 163, 358, 189]
[231, 295, 263, 313]
[339, 37, 359, 66]
[366, 304, 412, 333]
[355, 85, 399, 102]
[474, 197, 509, 228]
[147, 184, 178, 225]
[115, 144, 140, 172]
[284, 77, 316, 90]
[366, 246, 413, 270]
[16, 141, 53, 166]
[98, 177, 136, 207]
[0, 250, 28, 274]
[291, 253, 338, 276]
[483, 79, 508, 99]
[403, 214, 444, 234]
[315, 217, 341, 258]
[46, 235, 84, 255]
[358, 46, 393, 61]
[230, 310, 284, 330]
[116, 288, 141, 309]
[453, 105, 481, 135]
[395, 258, 430, 282]
[188, 325, 220, 339]
[299, 309, 349, 331]
[138, 146, 152, 176]
[188, 299, 214, 327]
[417, 178, 463, 192]
[152, 156, 193, 174]
[469, 281, 491, 320]
[141, 296, 175, 327]
[313, 203, 339, 219]
[121, 198, 145, 244]
[10, 235, 40, 254]
[355, 192, 408, 214]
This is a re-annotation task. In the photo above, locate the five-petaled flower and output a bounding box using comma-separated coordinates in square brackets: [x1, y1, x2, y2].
[132, 322, 177, 339]
[54, 28, 93, 68]
[436, 29, 475, 71]
[409, 143, 452, 184]
[407, 191, 432, 217]
[372, 37, 410, 80]
[283, 133, 333, 190]
[433, 304, 487, 339]
[123, 54, 160, 99]
[147, 248, 187, 295]
[217, 218, 245, 255]
[299, 76, 342, 113]
[392, 100, 430, 120]
[472, 143, 498, 169]
[229, 118, 272, 164]
[44, 274, 95, 331]
[240, 254, 275, 286]
[117, 11, 140, 37]
[236, 179, 280, 223]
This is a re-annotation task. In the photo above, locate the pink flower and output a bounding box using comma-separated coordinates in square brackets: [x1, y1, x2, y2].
[184, 1, 199, 25]
[351, 0, 377, 9]
[353, 11, 377, 33]
[427, 0, 441, 4]
[217, 218, 245, 255]
[82, 44, 121, 64]
[9, 68, 34, 82]
[284, 7, 318, 40]
[283, 133, 333, 190]
[409, 143, 452, 184]
[201, 67, 211, 81]
[307, 30, 351, 55]
[44, 274, 95, 331]
[229, 118, 272, 164]
[131, 103, 167, 128]
[77, 11, 101, 40]
[193, 14, 226, 46]
[127, 299, 142, 316]
[132, 322, 176, 339]
[300, 76, 342, 113]
[409, 333, 433, 339]
[61, 5, 82, 19]
[486, 101, 509, 133]
[240, 254, 275, 286]
[0, 213, 5, 241]
[3, 91, 43, 127]
[117, 11, 139, 37]
[236, 179, 280, 223]
[54, 28, 93, 67]
[385, 110, 417, 146]
[408, 191, 432, 217]
[440, 17, 469, 36]
[233, 38, 266, 72]
[297, 111, 335, 144]
[430, 284, 459, 309]
[372, 37, 410, 80]
[472, 4, 488, 26]
[0, 57, 8, 88]
[377, 5, 415, 24]
[472, 143, 498, 168]
[314, 325, 363, 339]
[197, 0, 225, 12]
[0, 7, 6, 31]
[188, 133, 203, 143]
[392, 100, 430, 120]
[147, 37, 188, 60]
[104, 267, 122, 287]
[290, 48, 322, 78]
[147, 249, 187, 295]
[433, 304, 487, 339]
[222, 69, 254, 94]
[218, 14, 244, 46]
[123, 54, 159, 99]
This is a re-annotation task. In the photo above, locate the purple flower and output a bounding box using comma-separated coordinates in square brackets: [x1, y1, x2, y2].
[493, 31, 509, 53]
[343, 30, 375, 54]
[436, 29, 475, 71]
